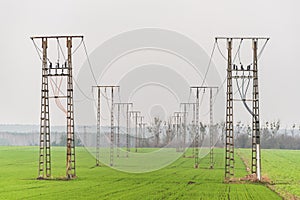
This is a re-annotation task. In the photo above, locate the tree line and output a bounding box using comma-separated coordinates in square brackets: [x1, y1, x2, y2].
[235, 120, 300, 149]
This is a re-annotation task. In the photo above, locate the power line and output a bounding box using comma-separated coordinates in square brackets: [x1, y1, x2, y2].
[200, 41, 217, 86]
[72, 77, 95, 101]
[32, 39, 42, 61]
[31, 39, 51, 63]
[80, 40, 114, 111]
[72, 38, 84, 55]
[258, 39, 270, 59]
[216, 40, 227, 61]
[82, 40, 98, 85]
[209, 39, 245, 108]
[234, 39, 243, 64]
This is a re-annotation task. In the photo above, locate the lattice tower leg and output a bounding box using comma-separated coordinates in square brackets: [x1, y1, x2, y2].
[225, 39, 234, 179]
[66, 37, 76, 179]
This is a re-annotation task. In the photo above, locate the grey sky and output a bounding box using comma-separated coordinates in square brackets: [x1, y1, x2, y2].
[0, 0, 299, 127]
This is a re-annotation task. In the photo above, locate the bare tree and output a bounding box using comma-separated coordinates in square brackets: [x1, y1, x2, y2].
[147, 117, 162, 147]
[165, 117, 174, 145]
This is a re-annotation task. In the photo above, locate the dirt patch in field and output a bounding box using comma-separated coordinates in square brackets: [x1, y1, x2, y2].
[240, 173, 261, 182]
[187, 181, 196, 185]
[224, 174, 270, 184]
[184, 155, 195, 158]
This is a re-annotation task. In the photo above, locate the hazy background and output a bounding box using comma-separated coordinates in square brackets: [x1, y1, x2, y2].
[0, 0, 299, 127]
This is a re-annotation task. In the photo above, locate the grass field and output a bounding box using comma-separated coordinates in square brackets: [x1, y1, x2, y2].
[0, 147, 281, 200]
[238, 148, 300, 199]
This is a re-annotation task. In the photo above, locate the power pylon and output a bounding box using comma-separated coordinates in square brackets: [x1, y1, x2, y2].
[137, 116, 144, 149]
[95, 86, 101, 166]
[190, 86, 217, 168]
[190, 86, 204, 168]
[207, 87, 218, 169]
[216, 37, 269, 180]
[181, 105, 187, 156]
[139, 122, 147, 148]
[174, 112, 187, 152]
[128, 111, 140, 153]
[93, 85, 120, 167]
[180, 104, 189, 157]
[172, 113, 181, 152]
[180, 103, 197, 158]
[126, 105, 133, 157]
[32, 35, 83, 180]
[171, 115, 176, 148]
[114, 103, 133, 158]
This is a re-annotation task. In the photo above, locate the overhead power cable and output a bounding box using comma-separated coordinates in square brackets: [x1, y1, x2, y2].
[82, 40, 98, 85]
[216, 40, 227, 61]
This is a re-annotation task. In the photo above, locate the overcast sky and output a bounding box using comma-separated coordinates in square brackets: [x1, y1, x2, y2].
[0, 0, 299, 127]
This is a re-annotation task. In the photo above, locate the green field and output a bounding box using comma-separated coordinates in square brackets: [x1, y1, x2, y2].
[0, 147, 282, 199]
[238, 148, 300, 199]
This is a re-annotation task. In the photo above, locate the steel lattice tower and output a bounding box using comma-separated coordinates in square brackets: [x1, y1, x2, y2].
[32, 35, 83, 179]
[216, 37, 269, 180]
[209, 88, 214, 169]
[93, 86, 120, 167]
[174, 112, 186, 152]
[114, 103, 133, 158]
[194, 88, 200, 168]
[139, 123, 147, 148]
[208, 87, 218, 169]
[126, 104, 133, 157]
[173, 113, 181, 152]
[180, 104, 188, 157]
[195, 92, 200, 168]
[110, 87, 114, 166]
[129, 111, 140, 153]
[137, 116, 144, 150]
[182, 106, 187, 155]
[189, 87, 200, 168]
[180, 103, 197, 158]
[116, 103, 121, 158]
[171, 116, 176, 149]
[96, 87, 101, 166]
[190, 86, 216, 168]
[190, 86, 218, 169]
